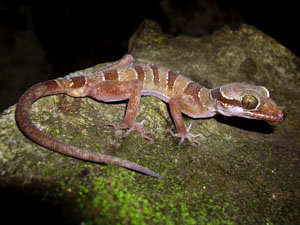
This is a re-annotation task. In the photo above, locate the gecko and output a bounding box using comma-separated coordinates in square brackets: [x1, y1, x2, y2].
[15, 54, 286, 178]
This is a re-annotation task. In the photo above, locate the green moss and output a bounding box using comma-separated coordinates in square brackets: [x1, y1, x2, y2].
[1, 20, 300, 224]
[154, 36, 164, 43]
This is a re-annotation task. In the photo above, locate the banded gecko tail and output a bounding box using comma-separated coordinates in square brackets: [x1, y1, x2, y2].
[15, 79, 162, 178]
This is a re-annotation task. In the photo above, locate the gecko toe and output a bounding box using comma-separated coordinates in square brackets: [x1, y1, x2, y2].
[167, 128, 203, 146]
[106, 120, 154, 143]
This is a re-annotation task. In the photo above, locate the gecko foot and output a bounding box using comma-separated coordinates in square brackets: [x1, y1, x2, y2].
[104, 120, 154, 143]
[167, 124, 205, 146]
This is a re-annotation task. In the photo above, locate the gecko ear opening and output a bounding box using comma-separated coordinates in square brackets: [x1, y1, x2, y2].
[241, 95, 259, 110]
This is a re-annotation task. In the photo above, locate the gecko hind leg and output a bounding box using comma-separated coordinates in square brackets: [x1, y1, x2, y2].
[89, 80, 154, 143]
[105, 120, 154, 143]
[96, 54, 134, 72]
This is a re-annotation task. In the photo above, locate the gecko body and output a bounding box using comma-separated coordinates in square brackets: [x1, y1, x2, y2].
[15, 54, 286, 178]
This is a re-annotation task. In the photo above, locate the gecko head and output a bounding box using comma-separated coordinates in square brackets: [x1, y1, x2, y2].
[211, 83, 286, 122]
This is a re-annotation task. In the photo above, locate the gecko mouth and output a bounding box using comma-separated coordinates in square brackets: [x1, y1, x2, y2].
[245, 110, 286, 122]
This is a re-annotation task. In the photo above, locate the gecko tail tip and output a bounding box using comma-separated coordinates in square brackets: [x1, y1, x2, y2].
[144, 169, 163, 178]
[145, 170, 163, 178]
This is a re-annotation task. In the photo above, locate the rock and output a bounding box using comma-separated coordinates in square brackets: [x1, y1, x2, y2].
[1, 20, 299, 224]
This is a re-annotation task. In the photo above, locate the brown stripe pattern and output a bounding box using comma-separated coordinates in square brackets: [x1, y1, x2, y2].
[133, 66, 144, 81]
[211, 88, 240, 106]
[183, 81, 202, 104]
[167, 70, 179, 91]
[70, 76, 86, 89]
[150, 65, 160, 85]
[104, 70, 119, 81]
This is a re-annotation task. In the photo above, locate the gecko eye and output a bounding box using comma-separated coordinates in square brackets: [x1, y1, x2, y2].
[241, 95, 259, 110]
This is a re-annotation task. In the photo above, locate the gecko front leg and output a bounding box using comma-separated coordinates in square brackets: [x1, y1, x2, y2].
[86, 80, 154, 143]
[167, 98, 204, 145]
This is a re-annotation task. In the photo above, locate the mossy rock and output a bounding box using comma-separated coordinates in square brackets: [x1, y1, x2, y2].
[1, 20, 299, 224]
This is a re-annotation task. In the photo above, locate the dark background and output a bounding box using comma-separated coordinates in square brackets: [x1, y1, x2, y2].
[0, 0, 299, 112]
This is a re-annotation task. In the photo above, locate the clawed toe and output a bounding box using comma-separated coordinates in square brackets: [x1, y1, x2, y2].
[167, 124, 204, 146]
[105, 120, 154, 143]
[105, 120, 204, 146]
[104, 121, 127, 130]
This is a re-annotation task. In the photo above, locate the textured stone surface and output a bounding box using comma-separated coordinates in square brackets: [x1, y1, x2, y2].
[1, 20, 299, 224]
